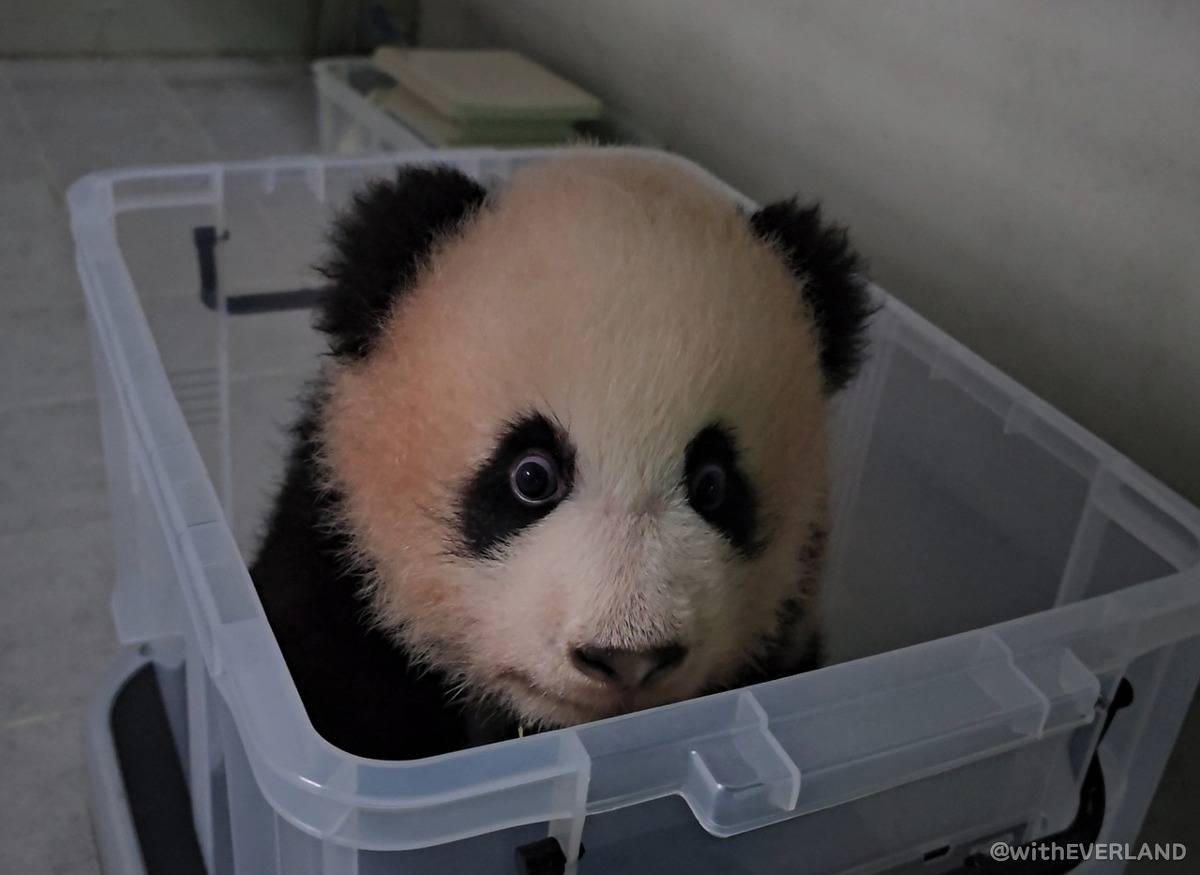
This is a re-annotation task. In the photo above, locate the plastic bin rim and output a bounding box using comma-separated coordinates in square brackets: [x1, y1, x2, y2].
[66, 146, 755, 219]
[68, 148, 1200, 850]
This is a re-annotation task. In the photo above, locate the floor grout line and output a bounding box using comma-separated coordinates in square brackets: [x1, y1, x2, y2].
[0, 516, 112, 543]
[1, 710, 70, 732]
[140, 57, 224, 161]
[0, 389, 98, 414]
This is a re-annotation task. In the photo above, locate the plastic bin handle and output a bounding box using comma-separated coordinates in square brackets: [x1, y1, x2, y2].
[957, 678, 1135, 874]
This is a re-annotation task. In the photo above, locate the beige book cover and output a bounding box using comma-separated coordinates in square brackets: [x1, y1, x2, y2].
[372, 47, 602, 122]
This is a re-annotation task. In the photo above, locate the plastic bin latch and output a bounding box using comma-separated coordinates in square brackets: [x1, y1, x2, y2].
[681, 693, 801, 834]
[957, 678, 1136, 874]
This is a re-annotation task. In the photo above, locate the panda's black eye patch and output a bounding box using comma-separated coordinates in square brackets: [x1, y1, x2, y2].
[456, 414, 575, 559]
[684, 425, 761, 557]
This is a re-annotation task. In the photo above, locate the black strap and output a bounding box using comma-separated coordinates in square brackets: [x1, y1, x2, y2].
[111, 664, 207, 875]
[958, 678, 1135, 874]
[193, 225, 327, 315]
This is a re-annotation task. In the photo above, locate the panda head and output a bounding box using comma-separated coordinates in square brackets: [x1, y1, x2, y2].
[316, 150, 870, 729]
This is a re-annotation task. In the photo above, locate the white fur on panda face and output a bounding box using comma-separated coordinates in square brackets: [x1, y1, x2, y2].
[321, 152, 829, 727]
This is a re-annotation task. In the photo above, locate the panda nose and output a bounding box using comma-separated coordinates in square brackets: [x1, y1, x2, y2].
[570, 643, 687, 688]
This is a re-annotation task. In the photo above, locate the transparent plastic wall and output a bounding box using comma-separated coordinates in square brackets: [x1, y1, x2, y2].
[71, 151, 1200, 875]
[313, 58, 428, 155]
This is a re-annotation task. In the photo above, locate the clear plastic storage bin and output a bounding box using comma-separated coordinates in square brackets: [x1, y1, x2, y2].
[71, 149, 1200, 875]
[313, 57, 430, 154]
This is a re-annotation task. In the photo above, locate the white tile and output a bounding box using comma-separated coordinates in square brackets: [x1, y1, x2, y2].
[4, 59, 180, 121]
[0, 709, 100, 875]
[0, 305, 94, 408]
[6, 60, 215, 189]
[0, 69, 49, 181]
[0, 521, 116, 726]
[30, 114, 215, 192]
[160, 59, 318, 160]
[0, 397, 109, 536]
[0, 177, 80, 313]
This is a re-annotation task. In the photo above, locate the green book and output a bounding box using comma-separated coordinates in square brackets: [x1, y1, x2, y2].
[369, 84, 580, 146]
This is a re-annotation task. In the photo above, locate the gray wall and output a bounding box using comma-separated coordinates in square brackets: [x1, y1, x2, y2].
[425, 1, 1200, 505]
[0, 0, 320, 56]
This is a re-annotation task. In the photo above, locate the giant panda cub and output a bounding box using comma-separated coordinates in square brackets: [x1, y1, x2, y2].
[252, 149, 871, 760]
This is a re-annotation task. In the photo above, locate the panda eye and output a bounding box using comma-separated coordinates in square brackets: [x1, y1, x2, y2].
[688, 462, 728, 512]
[682, 424, 760, 555]
[509, 451, 563, 506]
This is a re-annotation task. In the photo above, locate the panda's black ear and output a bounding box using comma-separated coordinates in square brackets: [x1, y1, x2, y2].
[317, 165, 488, 358]
[749, 199, 872, 393]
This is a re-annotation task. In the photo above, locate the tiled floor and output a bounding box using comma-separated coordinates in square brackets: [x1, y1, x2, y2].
[0, 57, 316, 875]
[0, 55, 1195, 875]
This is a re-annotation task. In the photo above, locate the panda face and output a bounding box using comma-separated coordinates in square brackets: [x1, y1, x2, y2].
[318, 151, 867, 728]
[438, 410, 793, 726]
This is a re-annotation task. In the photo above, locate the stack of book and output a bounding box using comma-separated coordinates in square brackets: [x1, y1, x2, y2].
[369, 48, 603, 147]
